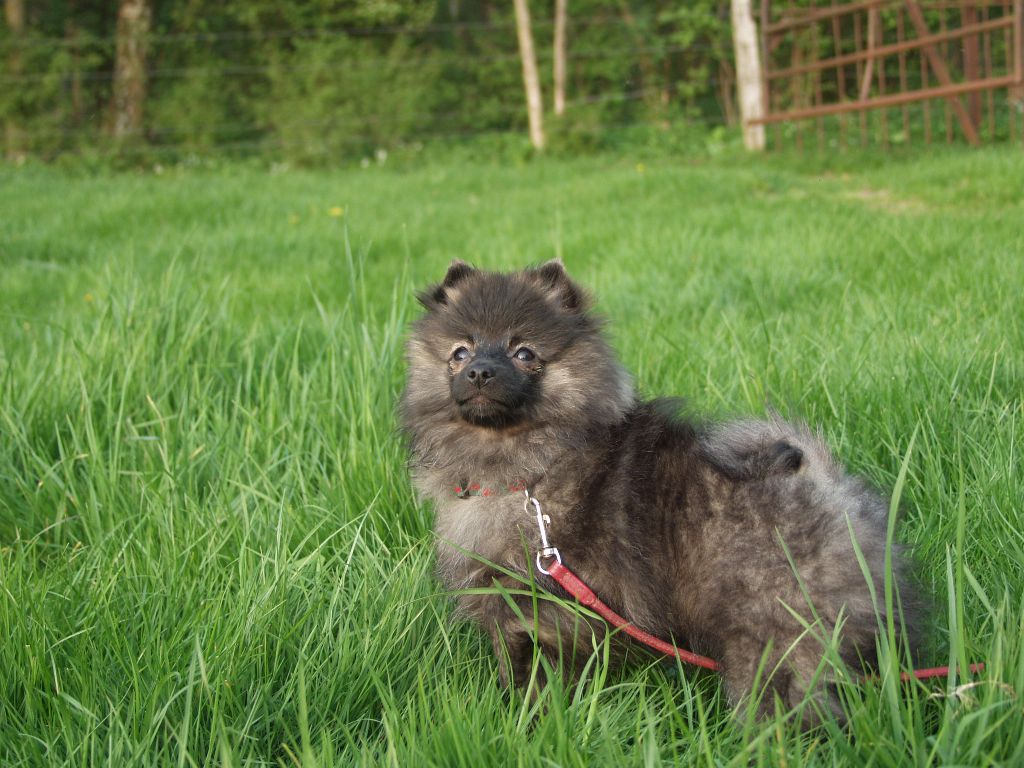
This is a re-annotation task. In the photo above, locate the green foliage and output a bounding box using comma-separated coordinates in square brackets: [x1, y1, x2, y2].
[2, 148, 1023, 764]
[1, 0, 739, 164]
[260, 35, 442, 162]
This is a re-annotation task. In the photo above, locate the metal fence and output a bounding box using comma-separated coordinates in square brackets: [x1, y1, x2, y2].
[755, 0, 1024, 148]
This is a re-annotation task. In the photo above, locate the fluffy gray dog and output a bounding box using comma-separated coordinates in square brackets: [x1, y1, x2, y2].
[400, 259, 920, 725]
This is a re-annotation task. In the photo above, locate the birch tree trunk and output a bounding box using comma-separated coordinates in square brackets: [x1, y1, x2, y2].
[513, 0, 545, 149]
[4, 0, 25, 159]
[553, 0, 567, 117]
[110, 0, 151, 140]
[730, 0, 766, 150]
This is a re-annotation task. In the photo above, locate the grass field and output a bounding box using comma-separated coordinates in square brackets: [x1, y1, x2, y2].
[2, 147, 1023, 766]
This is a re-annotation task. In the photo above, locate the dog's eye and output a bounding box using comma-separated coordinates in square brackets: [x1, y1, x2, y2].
[514, 347, 536, 362]
[452, 346, 471, 362]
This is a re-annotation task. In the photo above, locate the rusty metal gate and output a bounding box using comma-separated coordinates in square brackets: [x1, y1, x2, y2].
[755, 0, 1024, 147]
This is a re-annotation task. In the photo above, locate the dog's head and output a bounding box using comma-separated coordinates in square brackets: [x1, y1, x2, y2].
[401, 260, 633, 436]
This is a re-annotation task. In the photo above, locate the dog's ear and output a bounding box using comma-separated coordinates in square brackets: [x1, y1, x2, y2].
[418, 259, 476, 309]
[532, 258, 589, 313]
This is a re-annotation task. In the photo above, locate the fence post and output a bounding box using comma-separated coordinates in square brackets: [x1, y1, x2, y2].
[961, 2, 982, 127]
[513, 0, 545, 150]
[110, 0, 152, 140]
[553, 0, 567, 117]
[4, 0, 26, 159]
[732, 0, 766, 150]
[1014, 0, 1024, 97]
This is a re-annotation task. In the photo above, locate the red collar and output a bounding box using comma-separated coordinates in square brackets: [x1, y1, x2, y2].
[453, 481, 527, 499]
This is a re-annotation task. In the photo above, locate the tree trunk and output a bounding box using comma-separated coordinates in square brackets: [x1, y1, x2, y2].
[66, 16, 85, 127]
[61, 0, 86, 129]
[730, 0, 766, 150]
[553, 0, 567, 117]
[4, 0, 25, 160]
[718, 59, 738, 126]
[513, 0, 545, 149]
[110, 0, 151, 140]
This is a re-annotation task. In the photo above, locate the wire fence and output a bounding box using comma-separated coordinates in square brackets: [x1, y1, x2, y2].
[0, 45, 719, 84]
[22, 84, 730, 143]
[4, 4, 1021, 162]
[1, 11, 737, 163]
[6, 15, 711, 48]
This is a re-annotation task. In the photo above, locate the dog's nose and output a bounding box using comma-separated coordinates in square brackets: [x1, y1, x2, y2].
[466, 361, 495, 386]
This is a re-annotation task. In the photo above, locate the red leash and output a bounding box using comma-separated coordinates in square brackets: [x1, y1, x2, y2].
[525, 491, 983, 683]
[546, 559, 720, 671]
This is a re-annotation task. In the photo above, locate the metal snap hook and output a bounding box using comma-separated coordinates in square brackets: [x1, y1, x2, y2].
[525, 489, 560, 575]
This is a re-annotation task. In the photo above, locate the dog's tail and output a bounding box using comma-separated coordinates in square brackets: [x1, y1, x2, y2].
[697, 416, 841, 484]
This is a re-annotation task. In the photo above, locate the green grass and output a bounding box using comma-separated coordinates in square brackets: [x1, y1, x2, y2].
[2, 146, 1023, 766]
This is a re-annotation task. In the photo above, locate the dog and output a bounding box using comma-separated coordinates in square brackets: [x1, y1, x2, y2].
[400, 259, 920, 725]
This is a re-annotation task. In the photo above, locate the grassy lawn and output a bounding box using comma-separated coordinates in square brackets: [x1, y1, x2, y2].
[1, 147, 1022, 766]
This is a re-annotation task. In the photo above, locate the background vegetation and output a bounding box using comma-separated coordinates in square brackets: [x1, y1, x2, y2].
[6, 0, 1021, 165]
[2, 146, 1023, 764]
[1, 0, 734, 163]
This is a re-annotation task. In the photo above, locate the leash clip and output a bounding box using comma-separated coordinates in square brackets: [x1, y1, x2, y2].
[525, 490, 561, 575]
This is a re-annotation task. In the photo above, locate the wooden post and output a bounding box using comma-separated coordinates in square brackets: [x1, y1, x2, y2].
[897, 9, 910, 138]
[553, 0, 567, 117]
[732, 0, 766, 150]
[1014, 0, 1024, 98]
[760, 0, 779, 148]
[876, 26, 889, 149]
[831, 0, 848, 149]
[718, 60, 738, 125]
[513, 0, 545, 150]
[1006, 0, 1017, 143]
[4, 0, 25, 159]
[812, 24, 825, 150]
[982, 4, 994, 138]
[110, 0, 152, 140]
[961, 2, 982, 127]
[920, 37, 932, 143]
[939, 7, 953, 142]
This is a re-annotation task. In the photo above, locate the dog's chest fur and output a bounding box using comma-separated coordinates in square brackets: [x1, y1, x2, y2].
[422, 478, 539, 589]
